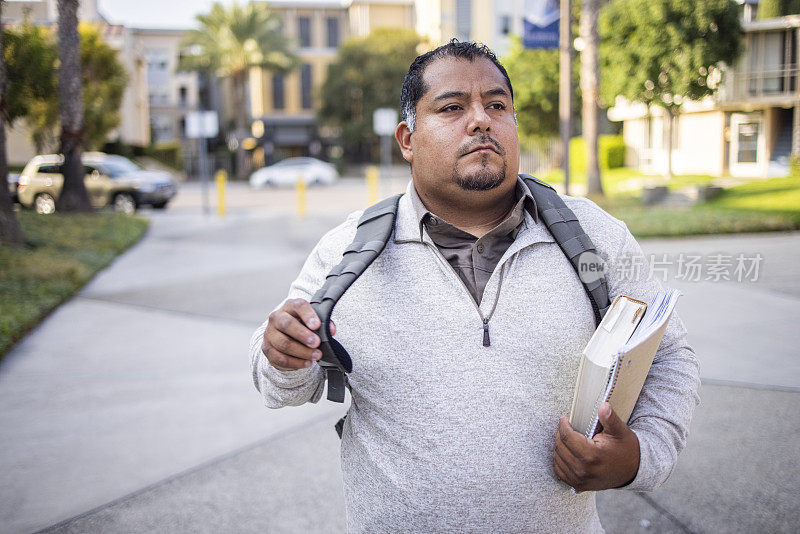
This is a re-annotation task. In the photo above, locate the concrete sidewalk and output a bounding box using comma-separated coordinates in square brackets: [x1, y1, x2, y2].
[1, 183, 798, 533]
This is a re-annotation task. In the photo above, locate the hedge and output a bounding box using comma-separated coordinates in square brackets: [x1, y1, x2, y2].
[569, 135, 626, 174]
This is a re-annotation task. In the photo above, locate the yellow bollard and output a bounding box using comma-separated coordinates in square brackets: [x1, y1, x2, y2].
[296, 173, 306, 218]
[366, 165, 379, 206]
[215, 169, 227, 217]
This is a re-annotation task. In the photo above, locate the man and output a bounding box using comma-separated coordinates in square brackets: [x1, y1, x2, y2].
[250, 41, 699, 532]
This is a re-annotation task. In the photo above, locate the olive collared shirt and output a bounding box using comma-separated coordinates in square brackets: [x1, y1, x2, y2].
[409, 180, 538, 304]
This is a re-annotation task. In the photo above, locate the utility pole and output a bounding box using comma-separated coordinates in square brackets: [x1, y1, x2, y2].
[581, 0, 603, 196]
[560, 0, 572, 196]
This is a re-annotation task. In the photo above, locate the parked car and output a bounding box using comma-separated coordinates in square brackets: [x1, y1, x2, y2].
[17, 152, 178, 215]
[249, 157, 338, 188]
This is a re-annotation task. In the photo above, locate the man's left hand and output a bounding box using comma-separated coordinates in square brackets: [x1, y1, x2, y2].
[553, 402, 640, 491]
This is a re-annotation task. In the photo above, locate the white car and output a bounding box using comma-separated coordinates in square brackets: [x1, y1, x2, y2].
[249, 157, 339, 188]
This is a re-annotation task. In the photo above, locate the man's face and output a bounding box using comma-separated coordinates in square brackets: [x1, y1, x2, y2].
[397, 56, 519, 204]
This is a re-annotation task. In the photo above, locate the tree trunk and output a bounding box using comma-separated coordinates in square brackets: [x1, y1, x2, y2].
[57, 0, 91, 212]
[234, 71, 248, 179]
[0, 0, 25, 245]
[581, 0, 603, 196]
[665, 107, 674, 180]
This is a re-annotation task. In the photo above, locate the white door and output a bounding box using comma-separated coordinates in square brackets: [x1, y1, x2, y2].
[730, 113, 765, 177]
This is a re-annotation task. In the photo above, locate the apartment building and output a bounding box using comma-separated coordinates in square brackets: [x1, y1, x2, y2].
[242, 0, 414, 161]
[610, 3, 800, 178]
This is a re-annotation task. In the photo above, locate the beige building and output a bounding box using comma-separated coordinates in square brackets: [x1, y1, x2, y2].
[3, 0, 103, 25]
[131, 28, 200, 145]
[610, 8, 800, 178]
[414, 0, 529, 57]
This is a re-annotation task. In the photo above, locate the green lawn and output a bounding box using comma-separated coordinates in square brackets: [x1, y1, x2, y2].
[536, 168, 800, 238]
[0, 211, 148, 358]
[540, 167, 718, 195]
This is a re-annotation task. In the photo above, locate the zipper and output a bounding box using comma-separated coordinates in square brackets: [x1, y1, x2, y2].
[421, 240, 507, 347]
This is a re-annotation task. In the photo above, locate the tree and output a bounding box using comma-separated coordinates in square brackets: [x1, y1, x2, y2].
[758, 0, 783, 18]
[3, 19, 58, 152]
[758, 0, 800, 18]
[318, 28, 423, 162]
[180, 1, 297, 178]
[78, 24, 128, 149]
[600, 0, 743, 179]
[581, 0, 603, 196]
[4, 22, 128, 153]
[0, 0, 24, 245]
[502, 36, 580, 141]
[57, 0, 91, 212]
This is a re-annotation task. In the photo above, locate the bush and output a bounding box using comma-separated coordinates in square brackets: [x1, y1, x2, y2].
[790, 154, 800, 179]
[102, 140, 148, 159]
[148, 142, 182, 170]
[568, 135, 626, 174]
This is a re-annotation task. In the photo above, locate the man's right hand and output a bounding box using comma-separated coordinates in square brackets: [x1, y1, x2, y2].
[262, 298, 336, 371]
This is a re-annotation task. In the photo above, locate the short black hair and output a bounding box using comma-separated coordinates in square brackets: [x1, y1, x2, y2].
[400, 39, 514, 131]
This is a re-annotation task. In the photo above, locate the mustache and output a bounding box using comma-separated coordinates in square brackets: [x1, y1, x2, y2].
[458, 136, 505, 156]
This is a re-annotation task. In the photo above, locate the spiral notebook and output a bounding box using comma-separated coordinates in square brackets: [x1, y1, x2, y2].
[569, 289, 682, 438]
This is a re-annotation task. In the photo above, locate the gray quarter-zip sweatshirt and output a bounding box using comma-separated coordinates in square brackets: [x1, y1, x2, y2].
[250, 179, 700, 533]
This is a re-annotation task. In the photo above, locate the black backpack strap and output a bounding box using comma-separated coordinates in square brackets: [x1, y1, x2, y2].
[520, 174, 611, 326]
[309, 194, 402, 402]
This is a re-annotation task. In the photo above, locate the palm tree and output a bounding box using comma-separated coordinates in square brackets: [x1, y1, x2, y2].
[57, 0, 92, 212]
[0, 0, 25, 244]
[180, 1, 297, 179]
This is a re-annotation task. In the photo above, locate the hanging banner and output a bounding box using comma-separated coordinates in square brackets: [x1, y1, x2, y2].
[523, 0, 560, 49]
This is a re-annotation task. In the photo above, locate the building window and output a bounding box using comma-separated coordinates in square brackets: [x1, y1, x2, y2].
[737, 122, 759, 163]
[327, 17, 339, 48]
[273, 73, 285, 110]
[179, 86, 187, 107]
[500, 14, 511, 36]
[301, 64, 312, 109]
[298, 16, 311, 48]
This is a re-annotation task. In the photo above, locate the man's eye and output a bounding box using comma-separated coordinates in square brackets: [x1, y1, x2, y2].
[489, 103, 506, 110]
[441, 105, 461, 112]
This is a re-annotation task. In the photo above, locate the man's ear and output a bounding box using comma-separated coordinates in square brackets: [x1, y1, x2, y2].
[395, 121, 413, 164]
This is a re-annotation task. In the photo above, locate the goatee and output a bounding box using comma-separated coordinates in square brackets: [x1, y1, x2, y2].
[453, 156, 507, 191]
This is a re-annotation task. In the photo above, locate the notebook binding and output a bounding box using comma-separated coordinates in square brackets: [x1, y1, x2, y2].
[585, 354, 624, 438]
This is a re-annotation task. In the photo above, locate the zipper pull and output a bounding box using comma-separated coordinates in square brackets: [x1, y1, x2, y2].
[482, 318, 491, 347]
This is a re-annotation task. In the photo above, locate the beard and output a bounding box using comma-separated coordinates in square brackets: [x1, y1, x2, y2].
[453, 153, 507, 191]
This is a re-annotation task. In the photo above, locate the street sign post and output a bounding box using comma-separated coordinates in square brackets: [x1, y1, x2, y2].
[185, 111, 219, 215]
[373, 108, 398, 188]
[523, 0, 570, 195]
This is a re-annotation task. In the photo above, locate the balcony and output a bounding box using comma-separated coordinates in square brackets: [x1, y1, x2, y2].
[720, 64, 800, 103]
[719, 20, 800, 105]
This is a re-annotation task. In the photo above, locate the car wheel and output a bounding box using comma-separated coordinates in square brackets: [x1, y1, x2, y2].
[151, 201, 168, 210]
[113, 193, 137, 215]
[34, 193, 56, 215]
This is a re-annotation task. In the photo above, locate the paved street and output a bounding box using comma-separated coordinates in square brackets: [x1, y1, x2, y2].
[1, 179, 798, 533]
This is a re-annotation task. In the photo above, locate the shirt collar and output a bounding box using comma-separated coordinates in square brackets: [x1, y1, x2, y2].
[408, 176, 539, 241]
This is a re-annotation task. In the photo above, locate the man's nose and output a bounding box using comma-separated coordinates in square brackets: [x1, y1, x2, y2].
[467, 103, 491, 133]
